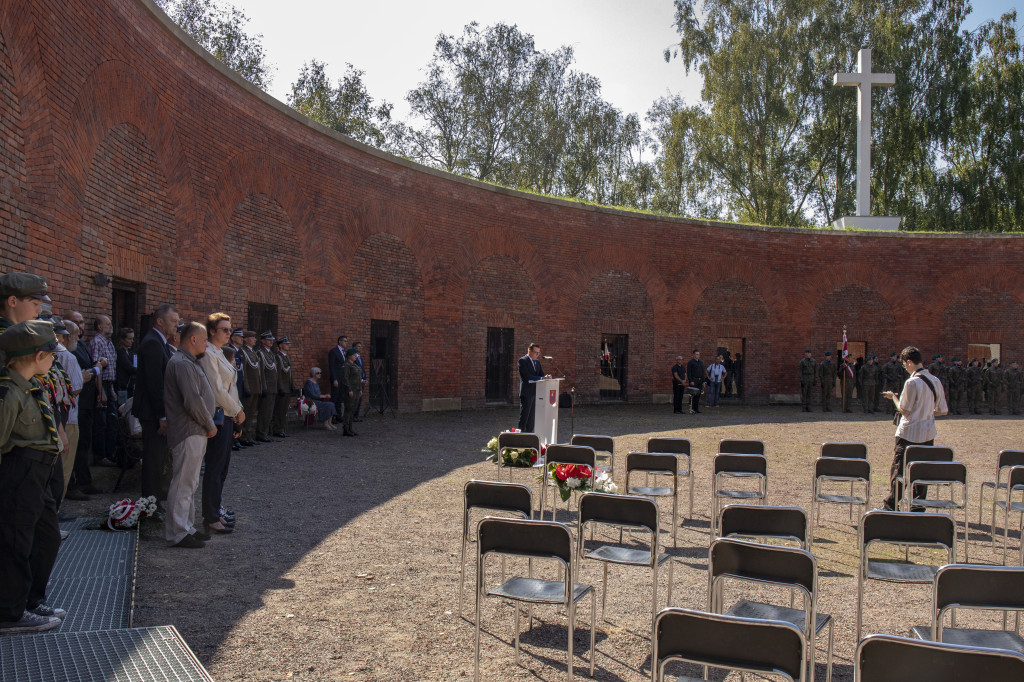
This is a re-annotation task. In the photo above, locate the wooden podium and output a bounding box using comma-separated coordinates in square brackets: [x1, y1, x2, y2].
[531, 378, 562, 447]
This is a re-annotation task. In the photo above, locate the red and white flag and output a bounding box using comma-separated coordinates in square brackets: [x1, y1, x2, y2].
[841, 328, 849, 360]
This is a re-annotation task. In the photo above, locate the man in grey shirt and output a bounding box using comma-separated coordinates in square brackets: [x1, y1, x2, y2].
[164, 322, 217, 548]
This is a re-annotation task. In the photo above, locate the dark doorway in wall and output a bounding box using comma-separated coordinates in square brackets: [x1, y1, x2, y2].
[485, 327, 514, 403]
[717, 337, 746, 399]
[248, 303, 278, 336]
[370, 319, 399, 412]
[599, 334, 629, 400]
[112, 280, 144, 336]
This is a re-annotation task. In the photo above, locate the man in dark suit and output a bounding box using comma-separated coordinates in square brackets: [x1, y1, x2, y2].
[132, 303, 179, 506]
[328, 335, 347, 423]
[517, 343, 548, 432]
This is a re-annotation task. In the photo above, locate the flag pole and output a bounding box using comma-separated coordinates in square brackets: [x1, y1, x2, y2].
[841, 325, 847, 412]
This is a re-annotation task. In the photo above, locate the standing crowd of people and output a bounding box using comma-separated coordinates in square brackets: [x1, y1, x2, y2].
[0, 271, 368, 633]
[670, 349, 744, 414]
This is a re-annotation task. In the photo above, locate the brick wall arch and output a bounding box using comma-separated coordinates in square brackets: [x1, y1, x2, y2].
[941, 285, 1024, 364]
[810, 283, 898, 362]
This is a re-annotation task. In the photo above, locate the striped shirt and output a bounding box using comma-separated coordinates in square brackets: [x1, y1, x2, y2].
[896, 369, 948, 443]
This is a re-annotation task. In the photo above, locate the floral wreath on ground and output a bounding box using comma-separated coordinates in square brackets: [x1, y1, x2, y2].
[107, 495, 158, 530]
[483, 428, 546, 468]
[543, 463, 618, 501]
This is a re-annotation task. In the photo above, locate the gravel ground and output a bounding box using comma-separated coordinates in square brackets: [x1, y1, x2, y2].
[66, 403, 1023, 681]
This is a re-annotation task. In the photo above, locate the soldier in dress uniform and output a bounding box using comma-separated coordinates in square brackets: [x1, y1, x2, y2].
[859, 355, 880, 413]
[966, 358, 984, 415]
[239, 331, 262, 446]
[271, 336, 293, 438]
[819, 350, 836, 412]
[255, 331, 278, 442]
[342, 348, 362, 437]
[1006, 361, 1022, 415]
[946, 357, 965, 415]
[798, 349, 817, 412]
[985, 358, 1004, 415]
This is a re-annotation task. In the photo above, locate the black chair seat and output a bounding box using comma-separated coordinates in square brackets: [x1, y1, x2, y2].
[719, 471, 762, 478]
[628, 485, 672, 497]
[488, 576, 592, 604]
[716, 490, 763, 499]
[726, 599, 831, 635]
[910, 626, 1024, 655]
[817, 492, 867, 504]
[585, 544, 671, 567]
[910, 498, 960, 509]
[867, 560, 939, 583]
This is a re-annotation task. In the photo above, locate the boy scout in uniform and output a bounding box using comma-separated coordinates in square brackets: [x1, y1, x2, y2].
[239, 331, 262, 446]
[819, 351, 836, 412]
[798, 349, 817, 412]
[985, 358, 1004, 415]
[946, 357, 965, 415]
[966, 358, 984, 414]
[342, 348, 362, 436]
[271, 336, 293, 438]
[0, 320, 65, 633]
[1006, 361, 1022, 415]
[255, 331, 278, 442]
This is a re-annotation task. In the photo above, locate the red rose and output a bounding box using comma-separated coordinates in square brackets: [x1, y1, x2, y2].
[530, 452, 538, 463]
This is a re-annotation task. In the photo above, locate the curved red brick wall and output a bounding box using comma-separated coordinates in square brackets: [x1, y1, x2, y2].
[3, 0, 1022, 409]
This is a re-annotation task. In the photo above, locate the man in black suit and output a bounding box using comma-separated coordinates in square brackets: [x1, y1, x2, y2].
[328, 335, 347, 424]
[517, 343, 548, 432]
[686, 349, 706, 414]
[132, 303, 179, 506]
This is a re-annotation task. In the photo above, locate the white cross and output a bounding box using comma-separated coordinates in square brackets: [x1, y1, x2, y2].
[834, 48, 895, 217]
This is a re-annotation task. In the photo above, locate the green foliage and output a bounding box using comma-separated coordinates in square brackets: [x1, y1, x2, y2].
[155, 0, 273, 90]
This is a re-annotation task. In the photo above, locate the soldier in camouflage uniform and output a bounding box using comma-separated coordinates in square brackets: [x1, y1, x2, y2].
[841, 355, 856, 412]
[966, 358, 984, 415]
[819, 351, 836, 412]
[927, 354, 948, 398]
[946, 357, 965, 415]
[859, 355, 880, 413]
[1006, 360, 1022, 415]
[880, 352, 900, 415]
[798, 349, 817, 412]
[985, 358, 1005, 415]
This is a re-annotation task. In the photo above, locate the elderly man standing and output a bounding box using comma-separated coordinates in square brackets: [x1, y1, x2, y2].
[88, 315, 118, 467]
[163, 322, 216, 549]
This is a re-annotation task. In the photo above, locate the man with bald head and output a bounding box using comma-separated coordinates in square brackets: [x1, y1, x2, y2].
[89, 314, 118, 466]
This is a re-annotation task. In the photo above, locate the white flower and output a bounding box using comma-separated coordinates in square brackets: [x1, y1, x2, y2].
[487, 437, 498, 450]
[508, 449, 519, 460]
[565, 477, 582, 489]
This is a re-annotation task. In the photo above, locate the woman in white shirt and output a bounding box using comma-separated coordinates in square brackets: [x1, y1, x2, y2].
[199, 313, 245, 534]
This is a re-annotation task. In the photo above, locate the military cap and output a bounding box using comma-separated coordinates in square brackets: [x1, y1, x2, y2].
[52, 319, 69, 335]
[277, 336, 290, 345]
[889, 352, 897, 358]
[345, 348, 358, 357]
[971, 358, 978, 363]
[242, 330, 258, 338]
[804, 348, 812, 353]
[952, 356, 960, 362]
[260, 330, 275, 340]
[230, 328, 244, 337]
[0, 319, 58, 357]
[0, 273, 50, 301]
[824, 351, 832, 356]
[992, 358, 1000, 363]
[932, 354, 940, 360]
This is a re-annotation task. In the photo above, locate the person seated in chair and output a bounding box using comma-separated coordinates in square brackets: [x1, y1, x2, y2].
[302, 367, 337, 430]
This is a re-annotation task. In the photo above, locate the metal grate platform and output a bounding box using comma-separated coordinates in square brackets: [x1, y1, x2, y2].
[0, 625, 213, 682]
[48, 577, 133, 632]
[50, 530, 136, 581]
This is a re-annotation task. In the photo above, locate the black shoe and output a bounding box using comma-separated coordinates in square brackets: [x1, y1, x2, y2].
[58, 512, 77, 522]
[172, 534, 205, 549]
[241, 439, 255, 446]
[256, 436, 272, 443]
[64, 488, 90, 501]
[232, 439, 242, 450]
[673, 410, 682, 414]
[192, 530, 212, 542]
[353, 418, 363, 423]
[343, 430, 356, 437]
[273, 432, 287, 438]
[80, 484, 103, 495]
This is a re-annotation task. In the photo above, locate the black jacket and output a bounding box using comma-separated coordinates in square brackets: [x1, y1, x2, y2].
[131, 328, 172, 421]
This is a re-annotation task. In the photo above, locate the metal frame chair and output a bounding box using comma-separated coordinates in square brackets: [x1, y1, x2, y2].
[711, 453, 767, 536]
[719, 438, 765, 456]
[820, 442, 868, 459]
[996, 465, 1024, 565]
[708, 538, 833, 682]
[653, 607, 807, 682]
[855, 633, 1024, 681]
[810, 456, 871, 545]
[895, 445, 954, 510]
[857, 510, 956, 641]
[474, 517, 596, 681]
[719, 504, 808, 549]
[647, 437, 694, 518]
[978, 449, 1024, 537]
[571, 434, 614, 477]
[460, 480, 533, 616]
[909, 564, 1024, 655]
[625, 452, 679, 547]
[495, 432, 544, 484]
[578, 492, 674, 626]
[905, 461, 970, 561]
[541, 444, 596, 523]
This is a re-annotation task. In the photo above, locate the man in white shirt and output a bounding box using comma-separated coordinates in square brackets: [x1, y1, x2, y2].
[880, 346, 948, 510]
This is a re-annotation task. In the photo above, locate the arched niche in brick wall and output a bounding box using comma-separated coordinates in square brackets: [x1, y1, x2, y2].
[0, 26, 27, 273]
[691, 278, 770, 400]
[344, 232, 425, 412]
[574, 270, 654, 404]
[810, 284, 897, 360]
[941, 286, 1023, 365]
[79, 122, 177, 317]
[460, 254, 541, 409]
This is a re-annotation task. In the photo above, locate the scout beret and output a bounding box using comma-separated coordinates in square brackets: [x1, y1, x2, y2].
[230, 328, 244, 337]
[889, 352, 897, 357]
[243, 330, 257, 338]
[951, 356, 960, 362]
[277, 336, 290, 345]
[0, 273, 50, 301]
[824, 351, 832, 356]
[260, 330, 275, 340]
[345, 348, 358, 357]
[804, 349, 812, 353]
[970, 358, 978, 363]
[0, 319, 59, 357]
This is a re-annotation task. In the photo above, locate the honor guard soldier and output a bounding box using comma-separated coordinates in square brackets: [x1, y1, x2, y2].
[1006, 361, 1022, 415]
[985, 358, 1005, 415]
[928, 354, 948, 397]
[342, 348, 362, 436]
[966, 358, 984, 414]
[0, 320, 66, 633]
[841, 355, 856, 412]
[255, 331, 278, 442]
[798, 349, 817, 412]
[239, 331, 262, 446]
[859, 355, 880, 413]
[946, 357, 965, 415]
[271, 336, 293, 438]
[819, 351, 836, 412]
[881, 352, 900, 415]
